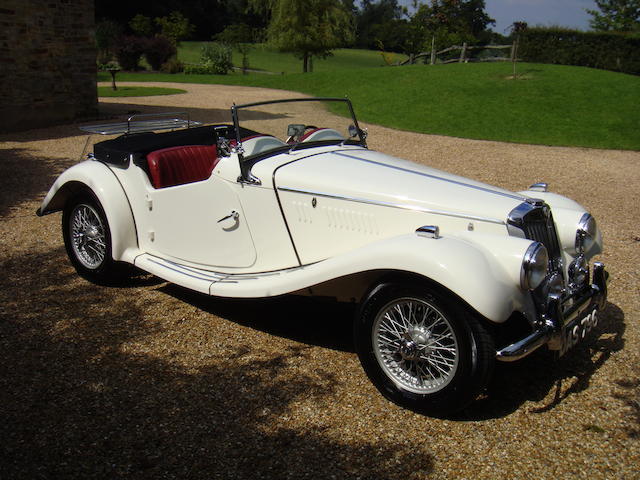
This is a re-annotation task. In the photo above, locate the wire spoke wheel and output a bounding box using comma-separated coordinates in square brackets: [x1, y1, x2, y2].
[69, 203, 106, 270]
[372, 297, 459, 394]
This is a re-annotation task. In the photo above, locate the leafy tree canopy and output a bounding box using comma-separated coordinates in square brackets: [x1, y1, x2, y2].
[587, 0, 640, 32]
[267, 0, 355, 72]
[413, 0, 495, 46]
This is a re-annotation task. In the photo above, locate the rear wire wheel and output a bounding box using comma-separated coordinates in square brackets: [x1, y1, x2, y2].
[62, 193, 127, 285]
[355, 284, 494, 416]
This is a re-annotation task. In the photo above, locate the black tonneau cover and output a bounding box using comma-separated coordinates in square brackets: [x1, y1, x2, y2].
[93, 124, 262, 167]
[93, 125, 225, 166]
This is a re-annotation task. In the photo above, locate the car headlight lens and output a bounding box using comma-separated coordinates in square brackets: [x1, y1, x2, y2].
[521, 242, 549, 290]
[575, 213, 597, 253]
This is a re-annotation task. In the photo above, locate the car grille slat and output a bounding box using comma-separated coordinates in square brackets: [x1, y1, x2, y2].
[508, 202, 563, 273]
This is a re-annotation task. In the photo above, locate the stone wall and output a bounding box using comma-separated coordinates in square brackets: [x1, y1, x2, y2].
[0, 0, 97, 132]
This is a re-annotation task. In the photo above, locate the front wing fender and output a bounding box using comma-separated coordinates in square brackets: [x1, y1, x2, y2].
[204, 232, 532, 323]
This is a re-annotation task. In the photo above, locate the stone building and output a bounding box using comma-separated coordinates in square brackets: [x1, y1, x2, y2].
[0, 0, 97, 132]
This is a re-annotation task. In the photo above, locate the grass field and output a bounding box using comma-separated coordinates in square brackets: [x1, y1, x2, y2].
[179, 42, 405, 73]
[97, 86, 186, 97]
[98, 62, 640, 150]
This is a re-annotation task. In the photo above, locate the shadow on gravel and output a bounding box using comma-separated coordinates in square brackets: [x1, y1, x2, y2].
[0, 148, 61, 217]
[0, 249, 433, 480]
[463, 301, 626, 421]
[164, 285, 628, 424]
[162, 285, 356, 353]
[98, 102, 289, 126]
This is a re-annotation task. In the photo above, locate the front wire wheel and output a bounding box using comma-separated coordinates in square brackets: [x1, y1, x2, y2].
[356, 284, 494, 416]
[373, 297, 459, 394]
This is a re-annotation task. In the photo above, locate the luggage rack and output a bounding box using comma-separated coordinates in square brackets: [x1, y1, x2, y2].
[80, 112, 201, 135]
[78, 112, 202, 160]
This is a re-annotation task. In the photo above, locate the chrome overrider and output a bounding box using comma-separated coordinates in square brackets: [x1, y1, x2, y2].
[495, 262, 608, 362]
[496, 199, 608, 361]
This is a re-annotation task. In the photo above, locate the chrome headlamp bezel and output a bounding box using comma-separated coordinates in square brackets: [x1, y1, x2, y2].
[575, 213, 597, 254]
[521, 242, 549, 291]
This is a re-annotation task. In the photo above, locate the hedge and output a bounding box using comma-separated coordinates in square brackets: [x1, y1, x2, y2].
[519, 28, 640, 75]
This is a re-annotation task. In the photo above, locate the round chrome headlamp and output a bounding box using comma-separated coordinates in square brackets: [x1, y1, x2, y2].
[575, 213, 597, 254]
[521, 242, 549, 290]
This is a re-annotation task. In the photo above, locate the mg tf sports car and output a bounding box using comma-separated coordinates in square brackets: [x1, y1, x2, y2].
[38, 98, 608, 415]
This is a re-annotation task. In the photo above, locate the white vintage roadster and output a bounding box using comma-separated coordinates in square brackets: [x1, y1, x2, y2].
[38, 97, 608, 415]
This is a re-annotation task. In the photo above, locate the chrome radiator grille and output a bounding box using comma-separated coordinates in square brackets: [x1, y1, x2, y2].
[508, 201, 563, 272]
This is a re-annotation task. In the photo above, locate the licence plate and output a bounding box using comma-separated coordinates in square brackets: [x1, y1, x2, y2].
[559, 307, 599, 356]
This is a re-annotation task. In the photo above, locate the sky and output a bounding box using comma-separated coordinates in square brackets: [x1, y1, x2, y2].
[399, 0, 598, 33]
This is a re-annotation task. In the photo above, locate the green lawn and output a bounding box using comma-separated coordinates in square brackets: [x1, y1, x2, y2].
[98, 62, 640, 150]
[179, 42, 405, 73]
[97, 86, 186, 97]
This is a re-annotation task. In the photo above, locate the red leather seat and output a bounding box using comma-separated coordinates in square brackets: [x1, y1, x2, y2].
[146, 144, 219, 189]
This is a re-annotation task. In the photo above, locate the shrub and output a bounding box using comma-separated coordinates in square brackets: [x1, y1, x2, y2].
[160, 57, 184, 73]
[200, 43, 233, 74]
[519, 27, 640, 75]
[184, 64, 214, 74]
[114, 36, 146, 71]
[145, 36, 177, 70]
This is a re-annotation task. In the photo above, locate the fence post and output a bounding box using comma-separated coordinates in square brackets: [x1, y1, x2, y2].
[430, 36, 436, 65]
[459, 42, 467, 63]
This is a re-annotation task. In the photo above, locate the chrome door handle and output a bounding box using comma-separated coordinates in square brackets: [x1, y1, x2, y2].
[217, 210, 239, 223]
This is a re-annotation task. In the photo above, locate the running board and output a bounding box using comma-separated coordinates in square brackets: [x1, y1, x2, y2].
[134, 254, 308, 297]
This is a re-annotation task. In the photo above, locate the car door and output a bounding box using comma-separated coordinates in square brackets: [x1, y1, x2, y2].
[146, 175, 257, 268]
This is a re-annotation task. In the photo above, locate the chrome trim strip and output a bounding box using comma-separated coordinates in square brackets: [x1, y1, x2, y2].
[332, 152, 526, 202]
[148, 258, 219, 283]
[147, 256, 293, 282]
[277, 186, 506, 225]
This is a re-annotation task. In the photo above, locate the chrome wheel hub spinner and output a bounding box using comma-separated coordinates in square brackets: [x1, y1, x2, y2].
[70, 204, 106, 270]
[373, 298, 459, 394]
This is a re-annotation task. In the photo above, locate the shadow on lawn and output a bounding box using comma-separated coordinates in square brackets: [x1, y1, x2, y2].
[0, 248, 433, 480]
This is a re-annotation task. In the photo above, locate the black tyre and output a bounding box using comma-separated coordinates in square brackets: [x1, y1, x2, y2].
[62, 193, 127, 285]
[355, 283, 495, 416]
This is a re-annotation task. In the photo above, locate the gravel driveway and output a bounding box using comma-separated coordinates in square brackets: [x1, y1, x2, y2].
[1, 83, 638, 479]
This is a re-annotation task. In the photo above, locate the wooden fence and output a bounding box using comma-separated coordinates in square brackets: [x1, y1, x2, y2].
[399, 42, 517, 66]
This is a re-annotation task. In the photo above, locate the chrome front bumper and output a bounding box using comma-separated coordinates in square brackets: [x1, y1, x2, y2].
[495, 262, 609, 362]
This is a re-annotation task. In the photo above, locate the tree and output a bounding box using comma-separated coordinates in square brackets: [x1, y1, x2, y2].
[129, 14, 154, 37]
[266, 0, 354, 72]
[413, 0, 495, 48]
[216, 23, 257, 74]
[155, 11, 195, 45]
[587, 0, 640, 32]
[355, 0, 408, 51]
[95, 20, 123, 64]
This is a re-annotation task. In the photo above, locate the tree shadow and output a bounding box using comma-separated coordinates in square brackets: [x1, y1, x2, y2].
[98, 102, 289, 125]
[461, 301, 626, 421]
[162, 285, 626, 423]
[0, 147, 62, 217]
[0, 248, 433, 479]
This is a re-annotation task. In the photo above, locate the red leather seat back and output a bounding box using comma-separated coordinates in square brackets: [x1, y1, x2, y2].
[147, 144, 219, 189]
